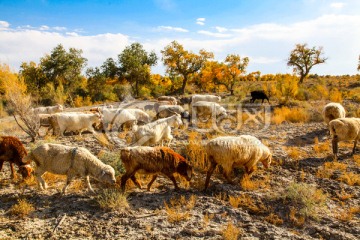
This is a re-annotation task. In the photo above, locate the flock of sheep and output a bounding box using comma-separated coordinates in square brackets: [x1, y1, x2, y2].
[0, 94, 359, 195]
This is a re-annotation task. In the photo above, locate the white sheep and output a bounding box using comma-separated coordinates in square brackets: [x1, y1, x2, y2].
[154, 100, 176, 112]
[32, 104, 64, 114]
[100, 108, 137, 130]
[329, 117, 360, 160]
[157, 96, 177, 105]
[192, 101, 227, 121]
[204, 135, 271, 190]
[51, 112, 102, 136]
[156, 105, 185, 118]
[25, 143, 116, 193]
[126, 108, 151, 125]
[191, 94, 221, 104]
[132, 114, 183, 146]
[322, 102, 346, 126]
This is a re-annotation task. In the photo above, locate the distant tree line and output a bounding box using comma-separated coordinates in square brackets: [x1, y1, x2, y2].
[3, 40, 348, 107]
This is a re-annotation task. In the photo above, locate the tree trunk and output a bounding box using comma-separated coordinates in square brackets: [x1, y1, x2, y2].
[180, 76, 188, 94]
[299, 75, 305, 84]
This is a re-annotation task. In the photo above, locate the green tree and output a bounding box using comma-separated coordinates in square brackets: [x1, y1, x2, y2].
[101, 57, 119, 79]
[86, 67, 107, 102]
[161, 41, 213, 94]
[19, 61, 47, 102]
[118, 43, 157, 97]
[40, 44, 87, 101]
[287, 43, 327, 84]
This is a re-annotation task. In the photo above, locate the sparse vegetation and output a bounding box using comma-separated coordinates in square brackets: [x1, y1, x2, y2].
[9, 199, 35, 218]
[95, 189, 129, 212]
[221, 222, 241, 240]
[164, 195, 196, 223]
[283, 183, 327, 220]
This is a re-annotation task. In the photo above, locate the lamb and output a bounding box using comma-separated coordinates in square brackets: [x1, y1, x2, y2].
[192, 101, 227, 120]
[250, 90, 270, 104]
[204, 135, 272, 190]
[0, 136, 33, 179]
[157, 96, 177, 105]
[120, 146, 192, 191]
[51, 112, 102, 136]
[132, 114, 183, 146]
[329, 117, 360, 160]
[25, 143, 116, 193]
[322, 102, 346, 126]
[191, 94, 221, 104]
[32, 104, 64, 114]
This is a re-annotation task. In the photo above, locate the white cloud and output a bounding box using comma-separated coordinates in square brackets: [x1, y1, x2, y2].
[157, 26, 188, 32]
[0, 28, 130, 71]
[330, 2, 345, 9]
[215, 26, 228, 33]
[39, 25, 50, 31]
[198, 30, 232, 38]
[196, 17, 206, 25]
[0, 21, 10, 30]
[1, 13, 360, 76]
[53, 26, 67, 31]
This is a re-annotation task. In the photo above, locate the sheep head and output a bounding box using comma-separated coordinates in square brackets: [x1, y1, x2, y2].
[18, 164, 33, 179]
[176, 161, 193, 182]
[99, 165, 116, 185]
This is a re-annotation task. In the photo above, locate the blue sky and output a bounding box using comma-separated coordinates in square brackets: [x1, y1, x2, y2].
[1, 0, 360, 75]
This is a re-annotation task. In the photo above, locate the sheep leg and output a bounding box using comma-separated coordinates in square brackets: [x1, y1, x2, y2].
[62, 175, 75, 194]
[332, 136, 339, 160]
[130, 176, 142, 189]
[120, 169, 138, 192]
[147, 175, 158, 191]
[352, 140, 357, 155]
[204, 160, 217, 191]
[0, 160, 4, 172]
[10, 163, 16, 179]
[35, 169, 47, 190]
[222, 170, 233, 184]
[85, 175, 95, 193]
[166, 174, 179, 190]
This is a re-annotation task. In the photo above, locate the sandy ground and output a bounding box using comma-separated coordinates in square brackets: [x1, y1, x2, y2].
[0, 101, 359, 239]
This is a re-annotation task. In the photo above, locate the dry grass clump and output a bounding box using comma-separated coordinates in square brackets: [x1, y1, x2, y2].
[283, 183, 327, 220]
[316, 162, 348, 179]
[228, 194, 267, 214]
[9, 199, 35, 218]
[240, 174, 270, 190]
[354, 155, 360, 167]
[313, 137, 330, 155]
[338, 172, 360, 186]
[285, 146, 302, 160]
[164, 195, 196, 223]
[272, 106, 310, 125]
[264, 213, 284, 226]
[186, 131, 208, 172]
[221, 222, 241, 240]
[202, 213, 215, 228]
[336, 207, 360, 222]
[95, 189, 129, 212]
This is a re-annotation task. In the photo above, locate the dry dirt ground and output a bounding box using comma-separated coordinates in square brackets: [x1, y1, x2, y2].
[0, 100, 359, 240]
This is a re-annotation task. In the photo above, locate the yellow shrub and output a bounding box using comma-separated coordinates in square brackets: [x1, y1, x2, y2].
[272, 106, 309, 124]
[329, 88, 342, 102]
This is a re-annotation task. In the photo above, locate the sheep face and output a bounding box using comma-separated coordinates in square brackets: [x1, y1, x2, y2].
[174, 115, 183, 128]
[261, 154, 272, 169]
[176, 161, 193, 181]
[18, 164, 33, 179]
[99, 165, 116, 185]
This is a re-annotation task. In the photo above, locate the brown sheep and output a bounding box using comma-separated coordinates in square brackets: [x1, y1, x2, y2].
[0, 136, 33, 179]
[120, 146, 193, 191]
